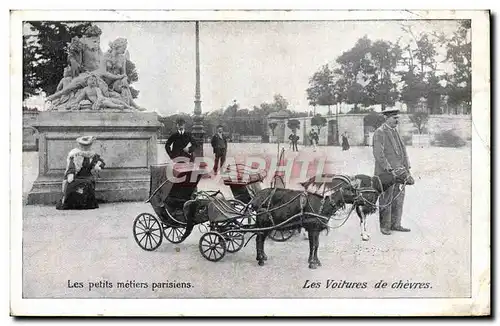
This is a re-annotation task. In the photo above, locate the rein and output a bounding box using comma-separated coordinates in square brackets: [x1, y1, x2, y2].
[355, 177, 410, 209]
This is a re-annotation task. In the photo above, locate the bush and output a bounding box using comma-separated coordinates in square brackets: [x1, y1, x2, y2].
[433, 130, 466, 148]
[401, 135, 412, 146]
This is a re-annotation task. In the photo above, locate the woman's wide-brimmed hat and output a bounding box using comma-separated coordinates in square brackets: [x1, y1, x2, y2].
[76, 136, 96, 146]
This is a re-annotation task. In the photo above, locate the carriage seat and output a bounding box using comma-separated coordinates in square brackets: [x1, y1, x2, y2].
[222, 164, 266, 186]
[207, 200, 244, 222]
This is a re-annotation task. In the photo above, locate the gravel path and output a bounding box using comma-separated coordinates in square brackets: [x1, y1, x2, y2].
[21, 144, 471, 298]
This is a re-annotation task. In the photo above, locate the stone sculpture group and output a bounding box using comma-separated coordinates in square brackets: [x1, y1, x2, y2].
[46, 25, 145, 112]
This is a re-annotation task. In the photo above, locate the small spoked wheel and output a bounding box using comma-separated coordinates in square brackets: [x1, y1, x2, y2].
[199, 232, 226, 262]
[269, 229, 295, 242]
[163, 225, 186, 244]
[133, 213, 163, 251]
[224, 230, 245, 253]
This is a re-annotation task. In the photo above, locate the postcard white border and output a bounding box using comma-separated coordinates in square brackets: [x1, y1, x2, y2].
[9, 9, 490, 316]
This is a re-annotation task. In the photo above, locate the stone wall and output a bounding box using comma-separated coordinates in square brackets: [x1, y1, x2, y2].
[23, 111, 39, 151]
[398, 114, 472, 141]
[338, 115, 365, 146]
[239, 135, 263, 143]
[270, 113, 471, 146]
[27, 111, 161, 205]
[272, 114, 365, 146]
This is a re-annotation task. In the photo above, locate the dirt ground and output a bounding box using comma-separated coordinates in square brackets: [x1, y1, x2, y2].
[20, 143, 471, 299]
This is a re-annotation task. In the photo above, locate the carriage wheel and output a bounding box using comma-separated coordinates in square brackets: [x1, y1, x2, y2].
[269, 229, 295, 242]
[133, 213, 163, 251]
[223, 221, 245, 253]
[163, 225, 186, 244]
[199, 232, 227, 262]
[225, 230, 245, 253]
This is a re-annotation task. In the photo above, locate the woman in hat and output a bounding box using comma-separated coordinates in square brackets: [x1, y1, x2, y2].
[341, 131, 350, 151]
[56, 136, 106, 210]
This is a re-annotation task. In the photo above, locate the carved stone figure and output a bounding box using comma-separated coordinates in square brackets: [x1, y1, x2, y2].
[46, 25, 144, 111]
[71, 74, 135, 111]
[101, 38, 145, 111]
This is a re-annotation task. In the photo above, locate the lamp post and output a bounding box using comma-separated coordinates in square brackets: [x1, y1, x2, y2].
[191, 21, 205, 158]
[335, 95, 340, 145]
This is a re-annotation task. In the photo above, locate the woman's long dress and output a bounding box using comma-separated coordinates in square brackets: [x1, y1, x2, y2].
[342, 135, 350, 151]
[56, 149, 105, 210]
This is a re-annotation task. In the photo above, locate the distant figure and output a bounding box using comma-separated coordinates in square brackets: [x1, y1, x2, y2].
[341, 132, 350, 151]
[288, 130, 300, 152]
[211, 125, 229, 174]
[56, 136, 105, 210]
[165, 118, 197, 162]
[309, 129, 319, 151]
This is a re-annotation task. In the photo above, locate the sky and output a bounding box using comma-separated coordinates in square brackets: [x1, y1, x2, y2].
[24, 20, 462, 115]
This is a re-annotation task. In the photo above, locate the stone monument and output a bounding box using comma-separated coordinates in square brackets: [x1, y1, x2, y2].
[27, 25, 161, 205]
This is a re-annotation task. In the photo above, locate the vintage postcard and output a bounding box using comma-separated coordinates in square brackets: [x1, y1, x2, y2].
[10, 9, 490, 316]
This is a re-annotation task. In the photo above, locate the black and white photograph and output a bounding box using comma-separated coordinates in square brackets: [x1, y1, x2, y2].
[9, 9, 490, 317]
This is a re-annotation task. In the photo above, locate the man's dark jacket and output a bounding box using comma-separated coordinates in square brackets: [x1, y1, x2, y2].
[165, 130, 197, 160]
[211, 133, 229, 156]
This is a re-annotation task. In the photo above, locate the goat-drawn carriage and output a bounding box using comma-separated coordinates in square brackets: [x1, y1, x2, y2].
[132, 156, 414, 269]
[198, 168, 414, 268]
[222, 162, 297, 242]
[132, 162, 222, 251]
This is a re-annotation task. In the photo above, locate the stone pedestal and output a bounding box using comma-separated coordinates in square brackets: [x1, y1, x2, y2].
[27, 111, 162, 205]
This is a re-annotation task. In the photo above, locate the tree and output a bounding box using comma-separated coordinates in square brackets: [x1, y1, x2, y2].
[23, 34, 39, 99]
[272, 94, 289, 111]
[306, 64, 336, 115]
[425, 74, 445, 114]
[335, 36, 373, 109]
[442, 20, 471, 114]
[409, 111, 430, 134]
[158, 114, 193, 139]
[306, 81, 320, 114]
[23, 22, 92, 99]
[254, 94, 289, 116]
[345, 82, 368, 112]
[268, 122, 278, 136]
[364, 40, 402, 110]
[399, 25, 441, 113]
[363, 111, 386, 131]
[287, 119, 300, 132]
[125, 59, 140, 99]
[311, 114, 327, 135]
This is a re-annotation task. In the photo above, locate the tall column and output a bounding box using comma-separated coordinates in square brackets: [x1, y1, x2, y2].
[191, 21, 205, 157]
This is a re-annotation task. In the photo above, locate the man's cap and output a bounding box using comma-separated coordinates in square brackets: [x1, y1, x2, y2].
[381, 108, 400, 117]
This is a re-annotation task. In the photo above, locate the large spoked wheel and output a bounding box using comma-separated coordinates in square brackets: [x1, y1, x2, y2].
[269, 229, 295, 242]
[199, 232, 227, 262]
[163, 225, 186, 244]
[133, 213, 163, 251]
